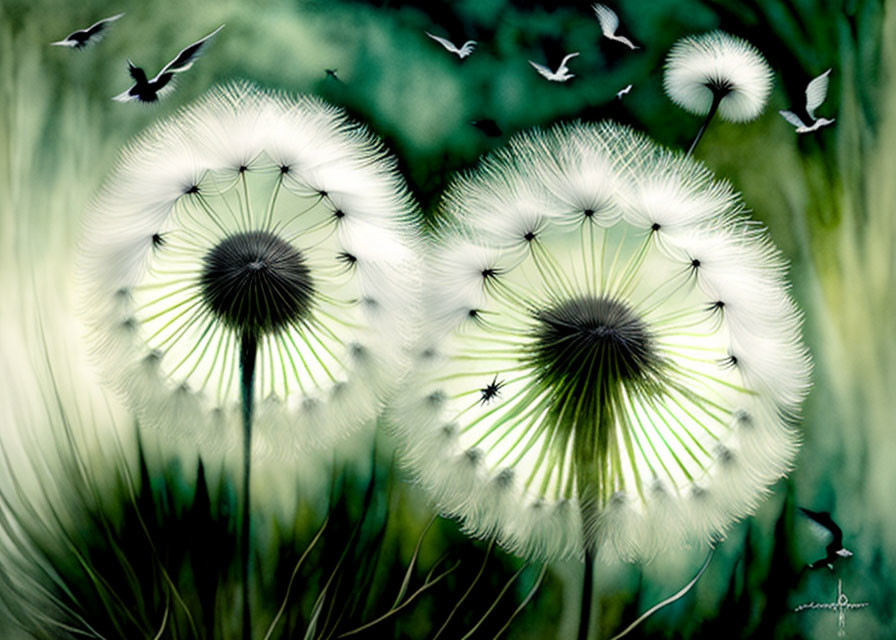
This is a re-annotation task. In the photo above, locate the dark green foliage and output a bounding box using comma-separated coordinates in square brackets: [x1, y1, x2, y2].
[0, 415, 558, 639]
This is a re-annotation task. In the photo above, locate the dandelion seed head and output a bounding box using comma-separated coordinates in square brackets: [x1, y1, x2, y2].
[390, 122, 810, 562]
[664, 31, 773, 123]
[80, 82, 422, 455]
[199, 230, 314, 336]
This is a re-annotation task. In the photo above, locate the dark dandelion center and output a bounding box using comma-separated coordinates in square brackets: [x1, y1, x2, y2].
[705, 78, 734, 98]
[525, 296, 661, 504]
[527, 296, 658, 396]
[199, 230, 314, 336]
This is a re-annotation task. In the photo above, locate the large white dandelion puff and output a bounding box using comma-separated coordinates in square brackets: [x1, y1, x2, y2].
[664, 31, 773, 123]
[79, 82, 423, 456]
[389, 122, 810, 564]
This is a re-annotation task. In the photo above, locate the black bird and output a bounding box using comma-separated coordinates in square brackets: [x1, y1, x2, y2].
[471, 119, 503, 137]
[324, 68, 341, 81]
[799, 507, 854, 570]
[51, 13, 124, 49]
[113, 25, 223, 103]
[478, 375, 505, 405]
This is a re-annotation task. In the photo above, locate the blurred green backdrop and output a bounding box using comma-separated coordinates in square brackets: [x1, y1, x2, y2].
[0, 0, 893, 638]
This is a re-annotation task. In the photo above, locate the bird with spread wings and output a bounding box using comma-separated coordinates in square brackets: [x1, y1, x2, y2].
[113, 25, 224, 103]
[780, 69, 836, 133]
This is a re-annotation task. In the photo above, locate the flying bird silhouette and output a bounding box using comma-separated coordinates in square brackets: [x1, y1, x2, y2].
[617, 83, 633, 99]
[593, 4, 639, 50]
[478, 375, 506, 405]
[471, 119, 503, 137]
[529, 53, 579, 82]
[780, 69, 835, 133]
[425, 32, 476, 59]
[113, 25, 224, 103]
[51, 13, 124, 49]
[799, 507, 853, 570]
[324, 68, 340, 80]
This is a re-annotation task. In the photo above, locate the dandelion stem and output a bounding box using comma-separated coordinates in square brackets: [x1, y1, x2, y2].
[578, 546, 595, 640]
[239, 332, 258, 640]
[575, 398, 605, 640]
[686, 91, 723, 157]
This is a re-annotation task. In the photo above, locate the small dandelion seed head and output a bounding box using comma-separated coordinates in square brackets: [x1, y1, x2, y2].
[336, 251, 357, 267]
[714, 443, 735, 464]
[464, 447, 483, 466]
[495, 467, 515, 487]
[721, 354, 739, 369]
[389, 121, 810, 562]
[664, 31, 773, 122]
[349, 342, 366, 359]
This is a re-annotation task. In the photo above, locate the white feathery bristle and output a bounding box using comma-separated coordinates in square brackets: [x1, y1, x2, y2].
[515, 125, 625, 228]
[502, 499, 583, 560]
[444, 163, 556, 249]
[621, 151, 742, 231]
[182, 82, 269, 174]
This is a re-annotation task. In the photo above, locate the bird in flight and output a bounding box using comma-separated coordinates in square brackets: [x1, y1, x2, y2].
[799, 507, 853, 570]
[425, 32, 476, 59]
[51, 13, 124, 49]
[113, 25, 224, 103]
[529, 53, 579, 82]
[324, 68, 340, 80]
[617, 83, 633, 99]
[593, 4, 639, 50]
[779, 69, 835, 133]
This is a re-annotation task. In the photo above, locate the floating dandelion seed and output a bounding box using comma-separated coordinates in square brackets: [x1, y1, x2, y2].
[80, 82, 421, 457]
[390, 122, 810, 567]
[664, 32, 773, 153]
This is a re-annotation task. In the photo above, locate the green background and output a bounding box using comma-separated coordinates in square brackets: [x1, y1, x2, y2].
[0, 0, 893, 638]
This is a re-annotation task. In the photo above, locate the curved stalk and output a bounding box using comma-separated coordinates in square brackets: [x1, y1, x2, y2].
[687, 91, 724, 157]
[240, 333, 258, 640]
